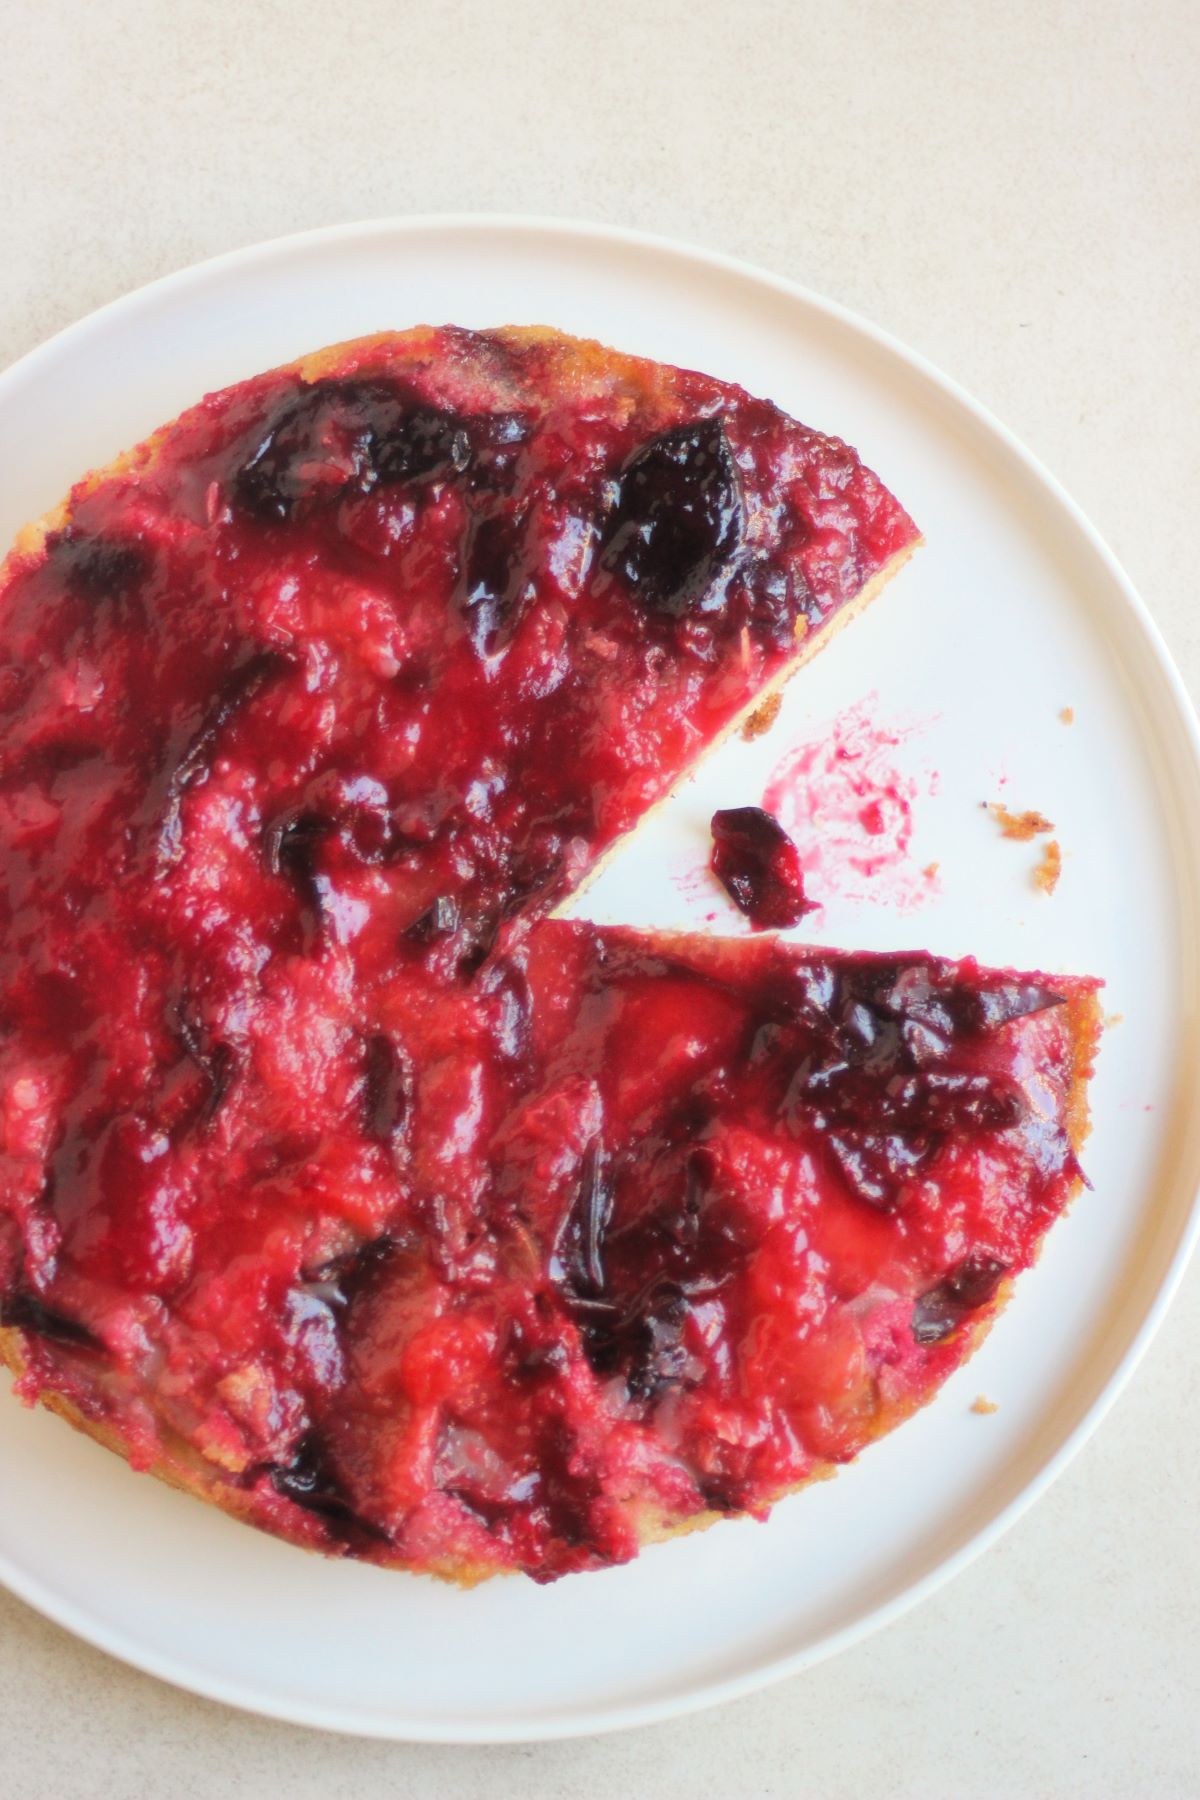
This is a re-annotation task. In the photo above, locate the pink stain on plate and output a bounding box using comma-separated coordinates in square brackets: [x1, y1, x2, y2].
[762, 693, 940, 914]
[670, 857, 721, 918]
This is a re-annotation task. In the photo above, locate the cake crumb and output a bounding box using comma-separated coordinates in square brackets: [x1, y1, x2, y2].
[1060, 707, 1074, 725]
[1104, 1011, 1124, 1028]
[922, 861, 939, 879]
[1032, 839, 1062, 894]
[987, 802, 1054, 841]
[972, 1395, 999, 1416]
[741, 692, 783, 742]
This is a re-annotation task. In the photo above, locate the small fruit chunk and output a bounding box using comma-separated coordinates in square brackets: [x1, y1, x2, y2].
[601, 420, 742, 617]
[911, 1256, 1008, 1344]
[710, 806, 812, 929]
[232, 381, 479, 521]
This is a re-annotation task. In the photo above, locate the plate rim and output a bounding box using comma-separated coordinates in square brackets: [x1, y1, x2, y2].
[2, 210, 1199, 1743]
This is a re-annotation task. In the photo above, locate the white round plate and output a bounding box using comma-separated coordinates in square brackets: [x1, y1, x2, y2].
[2, 217, 1199, 1742]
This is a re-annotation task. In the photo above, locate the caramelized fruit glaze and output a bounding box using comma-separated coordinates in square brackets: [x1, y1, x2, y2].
[0, 327, 1095, 1580]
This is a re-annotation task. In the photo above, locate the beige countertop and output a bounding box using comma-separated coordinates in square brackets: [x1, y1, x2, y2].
[2, 2, 1198, 1793]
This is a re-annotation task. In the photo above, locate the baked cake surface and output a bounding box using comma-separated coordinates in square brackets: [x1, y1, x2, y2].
[0, 325, 1097, 1581]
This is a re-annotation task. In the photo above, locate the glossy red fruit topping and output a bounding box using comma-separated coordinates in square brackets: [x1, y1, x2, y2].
[710, 805, 812, 928]
[6, 329, 1091, 1590]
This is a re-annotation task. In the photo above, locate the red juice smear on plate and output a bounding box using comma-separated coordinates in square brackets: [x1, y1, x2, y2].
[763, 693, 940, 913]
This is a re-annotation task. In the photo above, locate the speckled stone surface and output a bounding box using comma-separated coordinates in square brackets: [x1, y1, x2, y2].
[2, 2, 1198, 1794]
